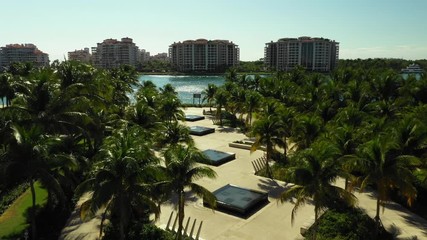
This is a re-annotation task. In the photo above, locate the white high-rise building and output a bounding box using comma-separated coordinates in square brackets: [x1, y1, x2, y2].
[92, 37, 139, 69]
[264, 37, 339, 72]
[0, 43, 49, 68]
[169, 39, 239, 72]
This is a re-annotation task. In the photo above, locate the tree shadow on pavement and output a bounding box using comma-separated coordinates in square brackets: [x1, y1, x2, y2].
[256, 178, 289, 199]
[217, 126, 237, 133]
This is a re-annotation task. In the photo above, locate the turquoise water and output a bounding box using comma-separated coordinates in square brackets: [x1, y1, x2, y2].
[138, 75, 225, 104]
[402, 73, 422, 80]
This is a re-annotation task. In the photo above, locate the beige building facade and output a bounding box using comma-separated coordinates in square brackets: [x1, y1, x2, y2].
[0, 43, 49, 68]
[265, 37, 339, 72]
[169, 39, 239, 72]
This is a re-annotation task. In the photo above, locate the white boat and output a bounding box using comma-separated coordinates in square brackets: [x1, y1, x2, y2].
[401, 64, 424, 74]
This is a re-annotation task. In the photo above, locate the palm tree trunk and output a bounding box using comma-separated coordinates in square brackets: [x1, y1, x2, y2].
[119, 193, 125, 240]
[344, 178, 348, 191]
[99, 210, 108, 239]
[217, 108, 223, 126]
[375, 197, 381, 236]
[177, 191, 185, 240]
[283, 137, 288, 163]
[29, 178, 37, 240]
[313, 204, 318, 240]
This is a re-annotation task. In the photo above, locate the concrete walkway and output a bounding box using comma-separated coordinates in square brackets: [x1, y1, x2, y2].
[60, 107, 427, 240]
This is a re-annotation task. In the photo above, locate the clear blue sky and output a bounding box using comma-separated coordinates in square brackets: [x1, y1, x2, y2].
[1, 0, 426, 61]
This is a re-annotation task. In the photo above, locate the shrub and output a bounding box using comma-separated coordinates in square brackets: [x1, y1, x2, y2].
[0, 182, 29, 215]
[304, 208, 393, 240]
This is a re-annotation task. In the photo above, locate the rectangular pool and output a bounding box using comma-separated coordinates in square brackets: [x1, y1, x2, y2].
[204, 184, 268, 217]
[202, 149, 235, 166]
[189, 126, 215, 136]
[185, 115, 205, 121]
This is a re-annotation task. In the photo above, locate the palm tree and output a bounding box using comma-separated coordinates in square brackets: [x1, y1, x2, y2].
[126, 100, 159, 130]
[76, 126, 158, 240]
[225, 67, 238, 82]
[393, 116, 427, 156]
[277, 107, 295, 162]
[157, 121, 194, 148]
[160, 83, 178, 95]
[158, 95, 184, 124]
[251, 115, 284, 178]
[281, 141, 357, 225]
[1, 125, 77, 239]
[0, 73, 30, 107]
[244, 91, 262, 126]
[136, 80, 160, 108]
[214, 89, 229, 126]
[159, 145, 217, 240]
[291, 113, 323, 150]
[202, 84, 217, 112]
[109, 65, 140, 115]
[352, 136, 418, 233]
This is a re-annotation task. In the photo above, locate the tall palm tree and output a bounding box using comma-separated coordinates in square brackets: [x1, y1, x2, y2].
[157, 121, 194, 148]
[291, 113, 323, 150]
[277, 107, 295, 162]
[109, 65, 140, 115]
[353, 136, 418, 233]
[251, 115, 284, 178]
[158, 95, 184, 124]
[225, 67, 238, 82]
[244, 91, 262, 126]
[0, 73, 30, 107]
[202, 84, 217, 112]
[1, 125, 77, 239]
[159, 145, 217, 240]
[76, 126, 158, 240]
[160, 83, 178, 95]
[281, 141, 357, 224]
[214, 89, 229, 126]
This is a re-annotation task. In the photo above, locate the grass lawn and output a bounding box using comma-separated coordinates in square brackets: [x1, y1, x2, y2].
[0, 182, 48, 239]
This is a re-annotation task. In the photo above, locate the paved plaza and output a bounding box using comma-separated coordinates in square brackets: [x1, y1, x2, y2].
[60, 107, 427, 240]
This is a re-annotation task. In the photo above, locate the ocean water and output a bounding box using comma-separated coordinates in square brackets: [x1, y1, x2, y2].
[138, 75, 225, 104]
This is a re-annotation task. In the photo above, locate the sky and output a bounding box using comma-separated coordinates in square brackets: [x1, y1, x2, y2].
[1, 0, 426, 61]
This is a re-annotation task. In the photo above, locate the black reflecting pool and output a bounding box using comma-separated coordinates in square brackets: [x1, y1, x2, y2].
[202, 149, 235, 166]
[204, 184, 269, 217]
[189, 126, 215, 136]
[185, 115, 205, 121]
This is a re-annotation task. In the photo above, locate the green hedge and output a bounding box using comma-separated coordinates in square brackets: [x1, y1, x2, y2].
[304, 208, 392, 240]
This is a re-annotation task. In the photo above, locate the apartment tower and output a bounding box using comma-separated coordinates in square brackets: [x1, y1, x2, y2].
[264, 37, 339, 72]
[0, 44, 49, 69]
[92, 37, 139, 69]
[68, 48, 92, 63]
[169, 39, 239, 72]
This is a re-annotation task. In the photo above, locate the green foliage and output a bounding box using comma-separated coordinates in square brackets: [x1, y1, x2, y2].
[304, 208, 393, 240]
[0, 182, 29, 215]
[236, 60, 266, 73]
[129, 223, 174, 240]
